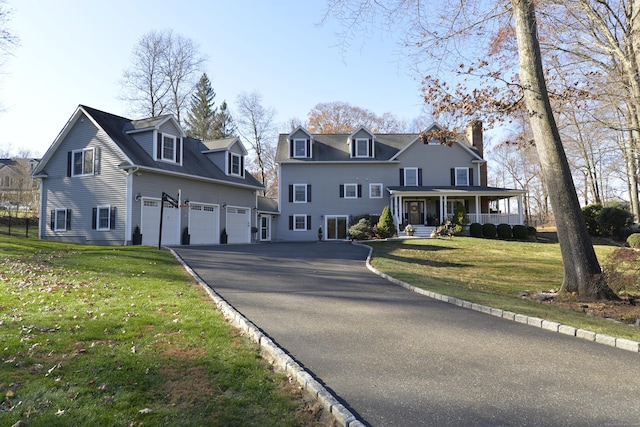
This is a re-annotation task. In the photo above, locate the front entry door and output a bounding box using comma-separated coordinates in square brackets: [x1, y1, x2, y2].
[408, 201, 424, 224]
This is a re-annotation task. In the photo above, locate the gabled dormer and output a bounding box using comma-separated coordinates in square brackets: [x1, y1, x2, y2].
[201, 137, 247, 178]
[127, 115, 186, 166]
[288, 127, 313, 159]
[348, 126, 375, 158]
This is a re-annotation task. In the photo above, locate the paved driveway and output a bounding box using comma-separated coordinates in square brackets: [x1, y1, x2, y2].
[175, 242, 640, 427]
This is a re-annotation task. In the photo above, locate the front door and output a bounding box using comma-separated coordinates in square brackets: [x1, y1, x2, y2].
[326, 216, 348, 240]
[407, 201, 424, 225]
[260, 215, 271, 241]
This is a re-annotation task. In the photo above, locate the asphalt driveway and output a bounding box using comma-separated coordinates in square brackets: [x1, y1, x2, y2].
[174, 242, 640, 426]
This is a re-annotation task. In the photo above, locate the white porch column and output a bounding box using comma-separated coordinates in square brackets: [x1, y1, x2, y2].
[518, 195, 524, 225]
[441, 195, 447, 224]
[475, 195, 480, 223]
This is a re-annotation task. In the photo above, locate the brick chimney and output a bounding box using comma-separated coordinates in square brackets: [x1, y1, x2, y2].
[466, 120, 487, 186]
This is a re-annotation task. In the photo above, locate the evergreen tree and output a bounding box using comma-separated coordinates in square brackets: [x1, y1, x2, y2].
[185, 73, 216, 140]
[212, 100, 236, 139]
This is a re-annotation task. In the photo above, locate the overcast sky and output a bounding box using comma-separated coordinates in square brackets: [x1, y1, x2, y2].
[0, 0, 430, 157]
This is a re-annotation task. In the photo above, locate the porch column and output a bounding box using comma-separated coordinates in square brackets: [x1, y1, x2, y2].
[475, 195, 480, 223]
[507, 197, 511, 222]
[518, 194, 524, 225]
[441, 195, 447, 224]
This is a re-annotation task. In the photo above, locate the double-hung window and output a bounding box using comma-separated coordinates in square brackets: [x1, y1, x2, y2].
[293, 184, 308, 203]
[54, 208, 69, 231]
[455, 167, 469, 186]
[344, 183, 358, 199]
[293, 139, 307, 158]
[230, 153, 241, 176]
[96, 205, 111, 230]
[72, 148, 94, 176]
[161, 135, 176, 161]
[355, 138, 369, 157]
[404, 168, 418, 186]
[294, 214, 307, 231]
[369, 183, 383, 198]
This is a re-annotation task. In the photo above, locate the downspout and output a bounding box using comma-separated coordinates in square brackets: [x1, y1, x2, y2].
[124, 167, 139, 245]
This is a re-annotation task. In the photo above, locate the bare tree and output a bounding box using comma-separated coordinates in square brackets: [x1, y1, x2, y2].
[121, 29, 204, 121]
[307, 101, 407, 133]
[235, 91, 277, 196]
[0, 1, 18, 111]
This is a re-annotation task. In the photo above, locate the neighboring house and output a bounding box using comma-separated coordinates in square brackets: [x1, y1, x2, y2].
[275, 121, 526, 241]
[0, 158, 40, 209]
[32, 105, 264, 245]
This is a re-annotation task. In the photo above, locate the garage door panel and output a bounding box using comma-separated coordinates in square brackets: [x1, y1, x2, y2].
[226, 207, 250, 244]
[141, 199, 179, 246]
[189, 203, 218, 245]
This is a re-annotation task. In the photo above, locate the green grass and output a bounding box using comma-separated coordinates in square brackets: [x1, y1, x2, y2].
[0, 235, 322, 426]
[365, 236, 640, 342]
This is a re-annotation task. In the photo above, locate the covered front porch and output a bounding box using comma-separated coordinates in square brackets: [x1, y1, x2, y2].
[388, 186, 527, 231]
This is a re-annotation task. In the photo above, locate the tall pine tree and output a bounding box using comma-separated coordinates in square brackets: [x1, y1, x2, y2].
[185, 73, 216, 140]
[212, 100, 236, 139]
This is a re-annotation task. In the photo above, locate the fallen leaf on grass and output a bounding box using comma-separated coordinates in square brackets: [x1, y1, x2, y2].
[139, 408, 153, 414]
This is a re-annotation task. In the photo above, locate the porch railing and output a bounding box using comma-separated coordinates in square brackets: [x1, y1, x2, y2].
[466, 213, 522, 225]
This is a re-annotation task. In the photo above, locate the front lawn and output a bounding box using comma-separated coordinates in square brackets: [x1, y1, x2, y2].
[365, 236, 640, 342]
[0, 235, 326, 426]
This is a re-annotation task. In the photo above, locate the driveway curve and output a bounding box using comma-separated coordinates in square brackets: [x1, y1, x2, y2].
[174, 242, 640, 427]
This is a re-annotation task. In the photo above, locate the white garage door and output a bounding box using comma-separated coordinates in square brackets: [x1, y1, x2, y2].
[189, 203, 219, 245]
[140, 198, 179, 246]
[226, 206, 250, 244]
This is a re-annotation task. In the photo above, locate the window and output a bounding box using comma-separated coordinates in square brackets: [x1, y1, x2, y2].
[230, 153, 241, 176]
[162, 135, 176, 161]
[72, 148, 94, 176]
[294, 184, 308, 203]
[369, 183, 383, 198]
[344, 184, 358, 199]
[455, 167, 469, 186]
[404, 168, 418, 186]
[54, 208, 69, 231]
[355, 138, 369, 157]
[294, 214, 308, 231]
[96, 205, 110, 230]
[293, 139, 307, 158]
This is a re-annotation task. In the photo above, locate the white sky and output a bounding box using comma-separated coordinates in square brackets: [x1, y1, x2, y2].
[0, 0, 428, 157]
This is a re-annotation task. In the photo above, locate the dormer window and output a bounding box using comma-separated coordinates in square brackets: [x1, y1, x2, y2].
[293, 138, 308, 158]
[156, 132, 181, 164]
[355, 138, 370, 157]
[228, 152, 244, 177]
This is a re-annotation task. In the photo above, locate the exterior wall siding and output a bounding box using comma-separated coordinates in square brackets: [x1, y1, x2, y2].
[397, 142, 479, 186]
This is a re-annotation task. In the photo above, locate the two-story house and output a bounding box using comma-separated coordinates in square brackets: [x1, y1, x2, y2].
[32, 105, 263, 246]
[275, 121, 526, 241]
[0, 158, 40, 209]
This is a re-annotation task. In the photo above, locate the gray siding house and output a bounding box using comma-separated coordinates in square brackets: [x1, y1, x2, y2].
[275, 122, 526, 241]
[32, 105, 264, 246]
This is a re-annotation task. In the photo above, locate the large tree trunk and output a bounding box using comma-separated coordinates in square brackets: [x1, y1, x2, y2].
[511, 0, 616, 300]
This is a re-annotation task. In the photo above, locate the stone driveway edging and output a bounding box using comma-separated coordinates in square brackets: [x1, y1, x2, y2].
[355, 241, 640, 354]
[169, 249, 366, 427]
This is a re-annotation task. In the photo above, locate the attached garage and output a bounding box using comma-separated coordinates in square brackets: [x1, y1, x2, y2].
[225, 206, 251, 244]
[140, 198, 180, 246]
[188, 202, 219, 245]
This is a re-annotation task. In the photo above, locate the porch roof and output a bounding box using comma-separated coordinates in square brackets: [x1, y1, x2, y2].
[387, 185, 525, 198]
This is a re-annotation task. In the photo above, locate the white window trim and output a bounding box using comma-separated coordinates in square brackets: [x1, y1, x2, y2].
[72, 148, 94, 177]
[369, 183, 383, 199]
[293, 184, 307, 203]
[160, 134, 177, 162]
[293, 214, 307, 231]
[455, 167, 469, 186]
[355, 138, 369, 158]
[293, 139, 307, 158]
[344, 183, 358, 199]
[404, 168, 418, 187]
[230, 152, 242, 176]
[96, 205, 110, 231]
[54, 208, 67, 231]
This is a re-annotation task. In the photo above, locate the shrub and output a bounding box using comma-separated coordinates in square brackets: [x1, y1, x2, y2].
[482, 223, 497, 238]
[469, 222, 483, 238]
[350, 214, 379, 227]
[512, 224, 529, 240]
[602, 247, 640, 295]
[598, 206, 634, 239]
[451, 202, 469, 232]
[375, 206, 396, 239]
[627, 233, 640, 249]
[582, 203, 603, 236]
[527, 226, 537, 239]
[497, 223, 512, 239]
[349, 218, 374, 240]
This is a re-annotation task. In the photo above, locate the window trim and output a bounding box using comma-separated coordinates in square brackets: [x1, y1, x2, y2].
[355, 138, 370, 158]
[293, 214, 307, 231]
[455, 167, 469, 186]
[369, 183, 383, 199]
[293, 139, 307, 158]
[54, 208, 68, 231]
[71, 148, 94, 177]
[293, 184, 308, 203]
[404, 168, 419, 187]
[230, 152, 242, 176]
[344, 183, 358, 199]
[96, 205, 111, 231]
[160, 134, 177, 162]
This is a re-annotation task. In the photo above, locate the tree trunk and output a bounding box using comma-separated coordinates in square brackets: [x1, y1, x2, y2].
[511, 0, 616, 300]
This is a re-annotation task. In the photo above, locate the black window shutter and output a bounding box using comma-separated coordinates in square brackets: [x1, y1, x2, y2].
[240, 155, 244, 176]
[306, 215, 312, 230]
[92, 208, 97, 229]
[399, 169, 404, 186]
[175, 138, 181, 163]
[156, 133, 162, 160]
[289, 185, 293, 203]
[110, 207, 116, 229]
[306, 139, 311, 158]
[351, 140, 355, 157]
[418, 168, 423, 186]
[357, 185, 362, 198]
[339, 184, 345, 198]
[50, 210, 55, 230]
[289, 140, 294, 158]
[67, 152, 72, 177]
[66, 209, 71, 230]
[450, 168, 455, 186]
[307, 185, 312, 202]
[369, 139, 373, 157]
[227, 152, 232, 174]
[289, 216, 293, 230]
[469, 168, 474, 186]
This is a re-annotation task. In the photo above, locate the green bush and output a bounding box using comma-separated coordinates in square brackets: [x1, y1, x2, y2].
[512, 224, 529, 240]
[627, 233, 640, 249]
[598, 206, 634, 239]
[497, 223, 512, 239]
[375, 206, 396, 239]
[527, 226, 537, 239]
[350, 214, 380, 227]
[482, 223, 497, 238]
[469, 222, 483, 238]
[349, 218, 374, 240]
[582, 203, 603, 236]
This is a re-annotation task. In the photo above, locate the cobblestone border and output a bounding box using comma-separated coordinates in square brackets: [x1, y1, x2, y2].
[170, 249, 366, 427]
[355, 242, 640, 354]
